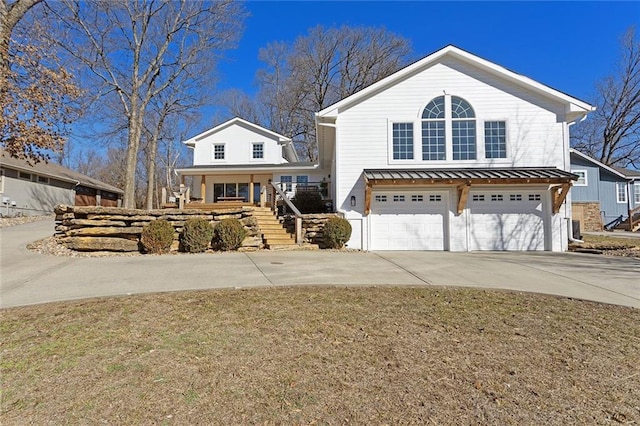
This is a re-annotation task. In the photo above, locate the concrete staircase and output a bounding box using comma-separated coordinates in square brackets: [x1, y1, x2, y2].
[252, 207, 297, 249]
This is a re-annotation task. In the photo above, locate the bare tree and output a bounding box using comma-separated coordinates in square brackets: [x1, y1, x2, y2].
[1, 0, 80, 163]
[50, 0, 245, 208]
[220, 25, 412, 161]
[571, 27, 640, 168]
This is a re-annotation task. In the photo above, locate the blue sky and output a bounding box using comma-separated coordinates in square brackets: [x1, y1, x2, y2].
[216, 1, 639, 103]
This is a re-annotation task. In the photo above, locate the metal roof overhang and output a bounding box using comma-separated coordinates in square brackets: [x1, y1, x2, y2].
[362, 168, 577, 215]
[175, 163, 318, 176]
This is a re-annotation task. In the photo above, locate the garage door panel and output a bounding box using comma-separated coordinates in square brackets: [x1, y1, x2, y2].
[469, 192, 545, 251]
[370, 193, 446, 251]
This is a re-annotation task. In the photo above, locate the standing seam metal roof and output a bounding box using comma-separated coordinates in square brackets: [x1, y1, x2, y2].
[363, 168, 578, 181]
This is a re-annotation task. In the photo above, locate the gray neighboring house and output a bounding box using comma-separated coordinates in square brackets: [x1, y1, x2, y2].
[0, 150, 123, 216]
[570, 149, 640, 232]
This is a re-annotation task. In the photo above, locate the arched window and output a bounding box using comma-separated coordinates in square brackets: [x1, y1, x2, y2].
[421, 96, 446, 160]
[451, 96, 476, 160]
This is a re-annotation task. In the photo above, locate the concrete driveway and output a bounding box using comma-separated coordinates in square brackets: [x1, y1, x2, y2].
[1, 219, 639, 309]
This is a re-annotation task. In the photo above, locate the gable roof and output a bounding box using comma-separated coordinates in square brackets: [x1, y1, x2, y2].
[317, 45, 594, 121]
[184, 117, 299, 163]
[1, 150, 124, 194]
[184, 117, 292, 147]
[569, 148, 632, 180]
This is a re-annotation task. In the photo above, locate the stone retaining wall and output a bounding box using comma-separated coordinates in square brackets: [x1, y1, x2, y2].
[571, 202, 603, 232]
[54, 205, 262, 252]
[282, 213, 340, 248]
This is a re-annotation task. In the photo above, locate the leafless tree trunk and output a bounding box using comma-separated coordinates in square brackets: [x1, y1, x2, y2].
[50, 0, 245, 208]
[0, 0, 41, 85]
[571, 27, 640, 168]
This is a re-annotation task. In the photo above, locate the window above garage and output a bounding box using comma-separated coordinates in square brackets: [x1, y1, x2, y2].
[389, 95, 507, 164]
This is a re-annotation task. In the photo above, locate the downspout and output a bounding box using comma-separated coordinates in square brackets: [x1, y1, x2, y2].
[566, 217, 584, 244]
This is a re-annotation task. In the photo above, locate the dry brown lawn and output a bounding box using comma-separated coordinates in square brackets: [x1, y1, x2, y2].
[1, 287, 639, 425]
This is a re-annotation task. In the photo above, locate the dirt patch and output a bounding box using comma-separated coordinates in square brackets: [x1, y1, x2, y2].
[1, 287, 638, 424]
[571, 234, 640, 258]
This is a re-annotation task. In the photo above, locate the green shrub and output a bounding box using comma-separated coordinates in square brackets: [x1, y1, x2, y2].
[292, 190, 325, 213]
[140, 219, 174, 254]
[180, 218, 214, 253]
[213, 218, 247, 251]
[323, 217, 352, 249]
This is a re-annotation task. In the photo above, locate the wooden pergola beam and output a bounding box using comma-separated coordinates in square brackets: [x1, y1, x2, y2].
[457, 184, 471, 215]
[364, 183, 372, 215]
[552, 183, 571, 214]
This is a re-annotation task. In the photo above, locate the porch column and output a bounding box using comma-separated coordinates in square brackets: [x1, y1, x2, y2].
[249, 174, 255, 205]
[200, 175, 206, 203]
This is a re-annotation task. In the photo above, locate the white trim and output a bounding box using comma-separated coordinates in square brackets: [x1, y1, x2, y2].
[318, 45, 594, 118]
[571, 169, 587, 186]
[616, 182, 628, 204]
[634, 183, 640, 204]
[211, 143, 226, 162]
[184, 117, 292, 147]
[250, 142, 265, 161]
[569, 149, 629, 180]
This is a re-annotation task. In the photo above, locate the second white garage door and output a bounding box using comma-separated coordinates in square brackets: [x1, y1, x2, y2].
[370, 191, 447, 250]
[468, 191, 546, 251]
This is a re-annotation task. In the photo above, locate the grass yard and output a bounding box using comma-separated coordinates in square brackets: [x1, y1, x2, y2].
[1, 287, 639, 425]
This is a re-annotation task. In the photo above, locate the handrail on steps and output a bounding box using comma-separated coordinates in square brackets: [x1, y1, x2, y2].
[604, 215, 624, 231]
[269, 182, 303, 244]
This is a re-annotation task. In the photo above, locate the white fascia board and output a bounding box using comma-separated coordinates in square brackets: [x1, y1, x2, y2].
[182, 117, 292, 147]
[318, 45, 594, 117]
[570, 148, 629, 180]
[175, 164, 318, 175]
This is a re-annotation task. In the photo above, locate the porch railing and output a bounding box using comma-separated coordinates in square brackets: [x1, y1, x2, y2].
[269, 182, 303, 244]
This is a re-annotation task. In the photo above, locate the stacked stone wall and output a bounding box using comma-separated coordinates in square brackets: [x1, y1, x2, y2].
[54, 205, 262, 252]
[571, 202, 603, 232]
[283, 213, 339, 248]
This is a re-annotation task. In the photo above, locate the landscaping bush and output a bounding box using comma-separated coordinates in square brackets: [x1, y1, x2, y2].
[180, 218, 214, 253]
[140, 219, 174, 254]
[292, 190, 325, 213]
[323, 217, 352, 249]
[213, 218, 247, 251]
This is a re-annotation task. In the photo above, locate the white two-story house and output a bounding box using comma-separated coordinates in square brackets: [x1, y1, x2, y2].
[177, 46, 593, 252]
[316, 45, 593, 251]
[175, 117, 327, 205]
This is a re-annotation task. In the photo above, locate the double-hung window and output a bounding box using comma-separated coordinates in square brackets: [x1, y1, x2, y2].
[484, 121, 507, 159]
[634, 184, 640, 204]
[281, 175, 292, 192]
[616, 182, 627, 203]
[571, 170, 587, 186]
[213, 144, 225, 160]
[392, 123, 414, 160]
[252, 142, 264, 159]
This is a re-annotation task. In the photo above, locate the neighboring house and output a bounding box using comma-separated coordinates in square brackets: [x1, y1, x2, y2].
[0, 150, 123, 216]
[175, 117, 328, 205]
[570, 149, 640, 231]
[178, 45, 594, 252]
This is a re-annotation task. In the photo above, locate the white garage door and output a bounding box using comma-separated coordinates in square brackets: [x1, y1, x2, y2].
[370, 191, 447, 250]
[469, 191, 545, 251]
